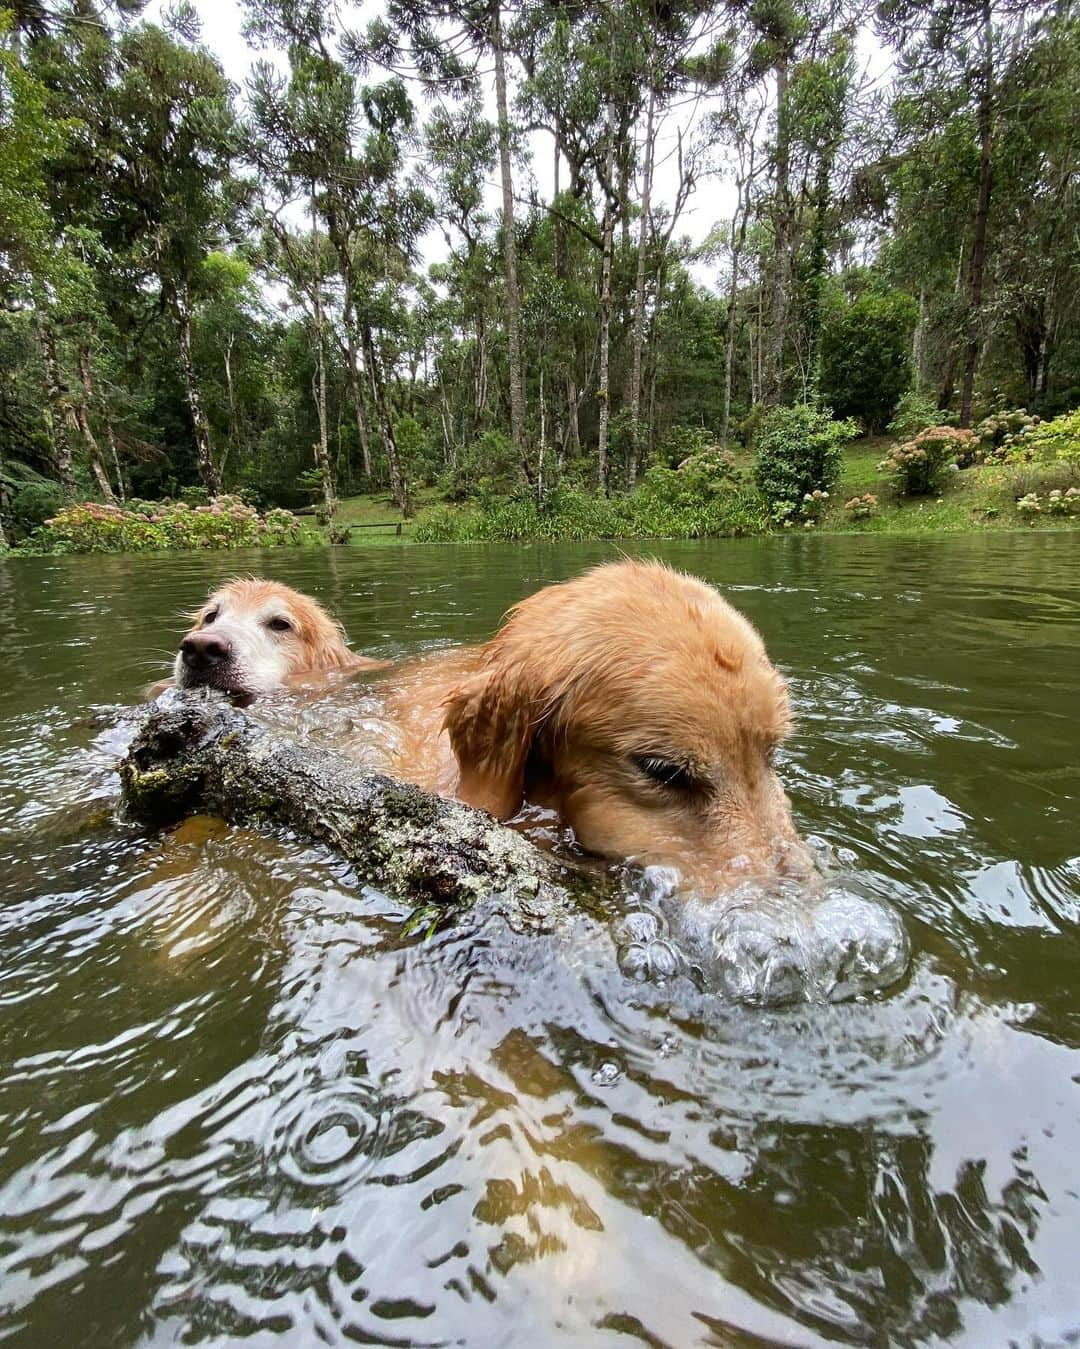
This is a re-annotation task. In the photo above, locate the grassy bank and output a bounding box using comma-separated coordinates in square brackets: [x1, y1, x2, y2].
[332, 438, 1080, 547]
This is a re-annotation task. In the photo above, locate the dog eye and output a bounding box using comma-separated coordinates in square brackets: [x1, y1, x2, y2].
[203, 609, 218, 625]
[633, 755, 703, 793]
[266, 616, 293, 633]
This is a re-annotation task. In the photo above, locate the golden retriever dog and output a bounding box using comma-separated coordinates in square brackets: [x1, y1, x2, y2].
[160, 563, 807, 885]
[378, 560, 809, 885]
[153, 578, 384, 700]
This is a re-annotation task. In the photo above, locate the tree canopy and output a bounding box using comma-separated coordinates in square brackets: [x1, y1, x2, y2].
[0, 0, 1077, 532]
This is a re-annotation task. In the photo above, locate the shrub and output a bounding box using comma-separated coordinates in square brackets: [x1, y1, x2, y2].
[754, 404, 858, 515]
[843, 493, 879, 521]
[439, 430, 521, 501]
[877, 426, 976, 496]
[736, 403, 766, 449]
[975, 407, 1040, 462]
[886, 391, 947, 441]
[10, 479, 64, 534]
[1012, 409, 1080, 468]
[1016, 487, 1080, 521]
[414, 480, 769, 544]
[28, 495, 303, 554]
[656, 423, 715, 466]
[637, 447, 742, 514]
[799, 489, 830, 522]
[820, 289, 918, 430]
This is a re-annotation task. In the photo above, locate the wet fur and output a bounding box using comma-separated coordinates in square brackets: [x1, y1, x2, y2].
[152, 578, 384, 699]
[380, 561, 808, 883]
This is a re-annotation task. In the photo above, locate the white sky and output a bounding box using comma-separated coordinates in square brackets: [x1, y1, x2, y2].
[147, 0, 892, 293]
[147, 0, 741, 288]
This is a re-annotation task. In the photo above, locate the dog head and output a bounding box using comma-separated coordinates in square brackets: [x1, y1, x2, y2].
[173, 578, 357, 699]
[443, 560, 807, 882]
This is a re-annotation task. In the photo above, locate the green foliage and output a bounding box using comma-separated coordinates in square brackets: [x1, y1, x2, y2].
[10, 478, 64, 534]
[754, 404, 858, 513]
[0, 15, 74, 297]
[440, 431, 521, 502]
[1013, 409, 1080, 467]
[27, 495, 303, 554]
[655, 423, 715, 466]
[842, 492, 879, 521]
[887, 391, 947, 440]
[1016, 487, 1080, 519]
[820, 290, 918, 431]
[974, 407, 1040, 462]
[415, 476, 768, 545]
[877, 426, 975, 495]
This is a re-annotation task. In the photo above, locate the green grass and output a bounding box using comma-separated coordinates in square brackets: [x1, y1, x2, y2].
[324, 441, 1080, 547]
[329, 486, 459, 545]
[817, 437, 1080, 535]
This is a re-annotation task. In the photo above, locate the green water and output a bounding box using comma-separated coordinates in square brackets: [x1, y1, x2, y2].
[1, 534, 1078, 1347]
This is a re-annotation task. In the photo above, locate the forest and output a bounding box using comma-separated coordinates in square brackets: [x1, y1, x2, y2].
[1, 0, 1078, 546]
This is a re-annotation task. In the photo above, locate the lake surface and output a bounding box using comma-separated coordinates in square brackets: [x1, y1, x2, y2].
[1, 534, 1078, 1347]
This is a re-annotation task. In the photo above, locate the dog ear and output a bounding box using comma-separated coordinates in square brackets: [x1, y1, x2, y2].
[442, 657, 545, 819]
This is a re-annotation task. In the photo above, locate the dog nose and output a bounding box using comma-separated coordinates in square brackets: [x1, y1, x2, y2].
[180, 631, 232, 670]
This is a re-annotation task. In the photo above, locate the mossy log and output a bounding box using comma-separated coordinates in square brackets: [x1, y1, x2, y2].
[119, 691, 610, 929]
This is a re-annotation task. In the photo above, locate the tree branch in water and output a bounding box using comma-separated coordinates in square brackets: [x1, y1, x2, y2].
[118, 690, 611, 930]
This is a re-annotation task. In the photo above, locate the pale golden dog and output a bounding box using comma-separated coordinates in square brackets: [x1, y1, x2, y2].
[161, 563, 808, 883]
[154, 578, 383, 699]
[380, 560, 808, 883]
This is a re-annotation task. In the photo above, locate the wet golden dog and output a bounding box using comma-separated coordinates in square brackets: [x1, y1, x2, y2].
[380, 560, 808, 882]
[154, 578, 383, 699]
[162, 563, 807, 882]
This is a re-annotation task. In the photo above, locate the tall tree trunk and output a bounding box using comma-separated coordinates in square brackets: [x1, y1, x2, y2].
[309, 192, 337, 520]
[344, 316, 374, 479]
[76, 344, 116, 502]
[552, 124, 567, 459]
[174, 283, 222, 496]
[596, 105, 616, 493]
[105, 419, 126, 501]
[912, 288, 928, 392]
[363, 325, 409, 516]
[492, 5, 527, 466]
[764, 56, 793, 406]
[959, 0, 994, 429]
[37, 321, 77, 503]
[537, 364, 546, 504]
[626, 86, 656, 488]
[566, 375, 581, 459]
[803, 147, 836, 406]
[938, 241, 966, 409]
[721, 186, 754, 446]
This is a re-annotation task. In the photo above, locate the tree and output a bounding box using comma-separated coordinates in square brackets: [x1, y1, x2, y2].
[821, 284, 918, 430]
[879, 0, 1048, 425]
[108, 24, 242, 490]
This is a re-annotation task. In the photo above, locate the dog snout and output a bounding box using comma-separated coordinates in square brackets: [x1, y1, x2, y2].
[180, 631, 232, 672]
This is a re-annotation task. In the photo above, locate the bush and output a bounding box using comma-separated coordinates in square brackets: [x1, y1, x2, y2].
[886, 391, 947, 441]
[736, 404, 766, 449]
[975, 407, 1040, 462]
[821, 289, 918, 431]
[414, 479, 769, 544]
[10, 479, 65, 535]
[439, 430, 521, 501]
[655, 423, 714, 466]
[843, 492, 879, 521]
[1012, 409, 1080, 468]
[754, 404, 858, 515]
[877, 426, 976, 496]
[1016, 487, 1080, 521]
[27, 495, 304, 554]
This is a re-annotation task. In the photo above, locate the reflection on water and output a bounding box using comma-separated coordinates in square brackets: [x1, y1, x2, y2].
[1, 534, 1079, 1345]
